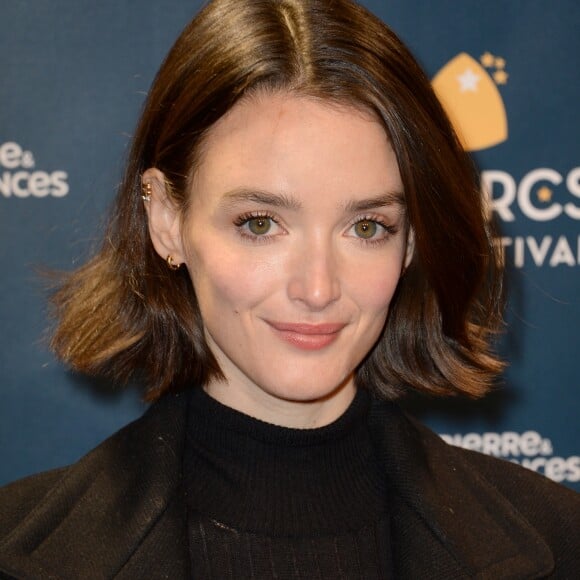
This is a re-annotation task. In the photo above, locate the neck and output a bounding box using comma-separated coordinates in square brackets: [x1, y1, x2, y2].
[203, 375, 357, 429]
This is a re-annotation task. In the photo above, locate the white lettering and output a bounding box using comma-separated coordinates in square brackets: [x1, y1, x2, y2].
[0, 172, 11, 197]
[541, 438, 553, 456]
[567, 456, 580, 482]
[483, 167, 580, 223]
[50, 171, 69, 197]
[565, 167, 580, 219]
[440, 434, 458, 446]
[0, 142, 68, 198]
[545, 457, 567, 482]
[518, 456, 580, 483]
[28, 171, 51, 197]
[482, 170, 516, 222]
[462, 433, 482, 451]
[499, 235, 580, 268]
[501, 432, 520, 457]
[442, 432, 579, 483]
[549, 236, 576, 267]
[514, 236, 525, 268]
[0, 169, 70, 198]
[520, 431, 542, 456]
[518, 168, 563, 221]
[12, 171, 29, 197]
[0, 142, 22, 169]
[520, 457, 546, 472]
[481, 432, 501, 456]
[526, 236, 552, 266]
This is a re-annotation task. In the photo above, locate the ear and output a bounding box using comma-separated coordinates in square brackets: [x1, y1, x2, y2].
[142, 168, 186, 264]
[404, 227, 415, 269]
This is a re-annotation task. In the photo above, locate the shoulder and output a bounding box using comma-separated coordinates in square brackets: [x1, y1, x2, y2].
[0, 390, 190, 546]
[457, 444, 579, 548]
[367, 397, 579, 576]
[412, 415, 580, 571]
[412, 414, 579, 505]
[0, 467, 69, 543]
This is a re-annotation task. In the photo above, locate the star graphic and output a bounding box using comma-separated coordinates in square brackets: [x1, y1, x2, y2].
[457, 68, 481, 92]
[480, 52, 495, 67]
[493, 70, 509, 85]
[494, 57, 506, 69]
[537, 187, 553, 202]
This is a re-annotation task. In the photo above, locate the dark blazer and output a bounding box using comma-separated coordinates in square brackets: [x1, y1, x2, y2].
[0, 391, 578, 579]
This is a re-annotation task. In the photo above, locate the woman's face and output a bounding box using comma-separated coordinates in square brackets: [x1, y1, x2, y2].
[160, 92, 408, 426]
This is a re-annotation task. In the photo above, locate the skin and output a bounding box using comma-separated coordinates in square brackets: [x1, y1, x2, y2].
[144, 91, 409, 428]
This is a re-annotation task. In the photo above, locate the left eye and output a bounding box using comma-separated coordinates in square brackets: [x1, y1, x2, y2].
[246, 217, 273, 235]
[235, 214, 285, 239]
[350, 219, 387, 240]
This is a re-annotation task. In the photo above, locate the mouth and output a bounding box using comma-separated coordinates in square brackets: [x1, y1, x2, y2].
[265, 321, 346, 351]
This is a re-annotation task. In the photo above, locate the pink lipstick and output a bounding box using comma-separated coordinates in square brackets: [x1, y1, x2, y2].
[266, 321, 346, 351]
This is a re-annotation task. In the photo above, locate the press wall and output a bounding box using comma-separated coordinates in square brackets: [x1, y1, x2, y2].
[1, 1, 578, 491]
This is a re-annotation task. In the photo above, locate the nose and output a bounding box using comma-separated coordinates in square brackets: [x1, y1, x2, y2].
[287, 238, 341, 311]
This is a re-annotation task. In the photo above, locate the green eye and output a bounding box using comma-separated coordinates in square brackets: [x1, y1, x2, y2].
[247, 217, 272, 235]
[354, 220, 377, 239]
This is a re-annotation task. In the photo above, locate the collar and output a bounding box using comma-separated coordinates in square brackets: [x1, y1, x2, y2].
[0, 390, 554, 579]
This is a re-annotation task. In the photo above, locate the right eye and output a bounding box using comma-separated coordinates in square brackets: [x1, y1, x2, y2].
[246, 217, 273, 236]
[234, 212, 285, 242]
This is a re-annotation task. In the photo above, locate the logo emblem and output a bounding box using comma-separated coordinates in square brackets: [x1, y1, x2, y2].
[432, 52, 509, 151]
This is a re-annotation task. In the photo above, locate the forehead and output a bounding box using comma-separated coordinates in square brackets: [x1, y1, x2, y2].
[191, 91, 403, 206]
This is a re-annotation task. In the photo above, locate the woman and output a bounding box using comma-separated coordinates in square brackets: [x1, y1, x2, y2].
[1, 0, 578, 578]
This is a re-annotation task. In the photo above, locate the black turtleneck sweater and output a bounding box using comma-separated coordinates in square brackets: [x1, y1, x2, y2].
[183, 388, 393, 579]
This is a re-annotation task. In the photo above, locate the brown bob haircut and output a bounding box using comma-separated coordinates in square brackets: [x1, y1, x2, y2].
[51, 0, 503, 402]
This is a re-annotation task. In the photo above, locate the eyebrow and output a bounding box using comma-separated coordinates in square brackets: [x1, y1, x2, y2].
[220, 187, 405, 212]
[343, 191, 406, 213]
[220, 188, 302, 210]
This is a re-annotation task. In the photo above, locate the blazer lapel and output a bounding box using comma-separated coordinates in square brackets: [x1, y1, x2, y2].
[368, 400, 555, 579]
[0, 392, 191, 580]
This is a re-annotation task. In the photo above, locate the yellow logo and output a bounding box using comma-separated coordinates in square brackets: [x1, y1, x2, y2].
[432, 52, 509, 151]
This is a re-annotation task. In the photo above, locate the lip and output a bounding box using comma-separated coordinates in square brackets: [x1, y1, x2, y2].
[265, 321, 346, 350]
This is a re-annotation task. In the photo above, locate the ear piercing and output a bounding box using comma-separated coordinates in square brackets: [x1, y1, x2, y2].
[142, 182, 152, 202]
[166, 255, 182, 270]
[141, 183, 180, 270]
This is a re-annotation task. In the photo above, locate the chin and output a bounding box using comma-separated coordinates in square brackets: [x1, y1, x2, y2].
[263, 373, 354, 404]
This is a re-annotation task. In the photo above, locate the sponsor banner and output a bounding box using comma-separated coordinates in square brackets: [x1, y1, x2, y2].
[433, 51, 579, 270]
[441, 431, 580, 484]
[0, 141, 69, 198]
[1, 1, 578, 493]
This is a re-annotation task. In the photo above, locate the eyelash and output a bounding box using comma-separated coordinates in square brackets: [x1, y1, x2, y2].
[349, 214, 399, 246]
[233, 211, 398, 245]
[233, 211, 283, 243]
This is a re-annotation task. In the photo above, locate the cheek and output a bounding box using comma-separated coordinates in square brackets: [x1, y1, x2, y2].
[347, 256, 403, 314]
[187, 241, 278, 312]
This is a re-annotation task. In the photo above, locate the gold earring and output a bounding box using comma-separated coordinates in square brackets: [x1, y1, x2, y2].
[141, 182, 152, 202]
[166, 255, 181, 270]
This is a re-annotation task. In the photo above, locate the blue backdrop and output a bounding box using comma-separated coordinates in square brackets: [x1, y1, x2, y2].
[1, 1, 578, 492]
